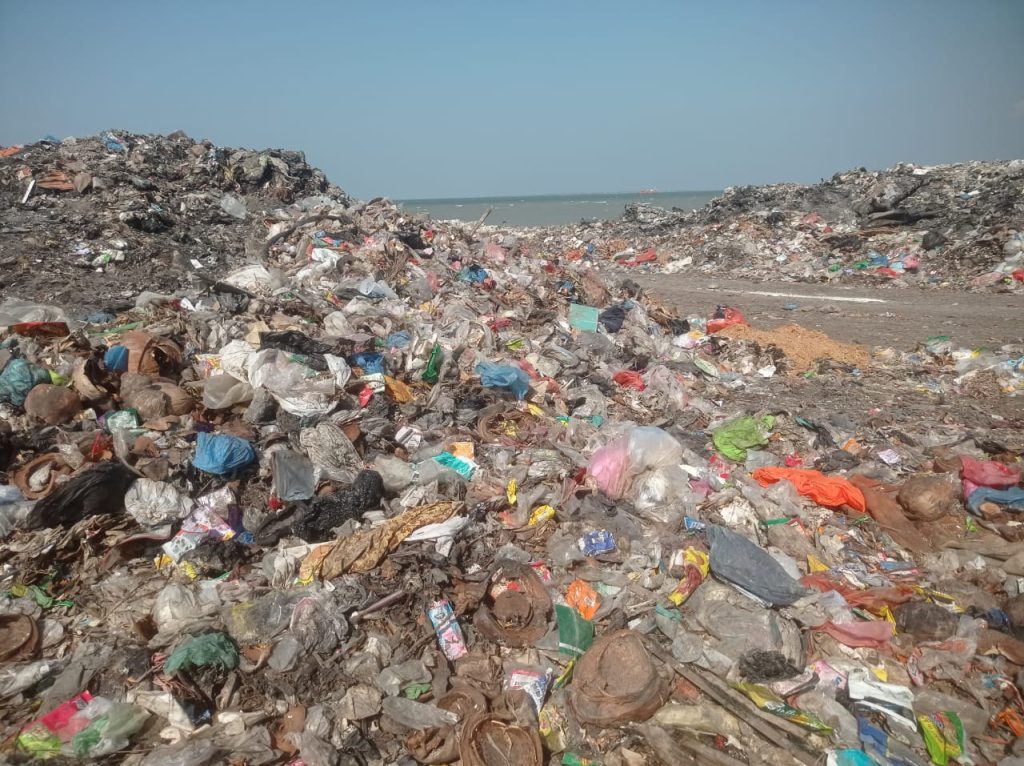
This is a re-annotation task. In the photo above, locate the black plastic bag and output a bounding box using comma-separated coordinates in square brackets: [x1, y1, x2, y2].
[29, 462, 136, 529]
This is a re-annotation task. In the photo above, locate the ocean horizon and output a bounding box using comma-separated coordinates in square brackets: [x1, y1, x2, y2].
[397, 190, 721, 228]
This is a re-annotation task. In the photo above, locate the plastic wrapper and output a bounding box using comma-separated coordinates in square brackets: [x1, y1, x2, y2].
[427, 599, 468, 661]
[732, 683, 833, 733]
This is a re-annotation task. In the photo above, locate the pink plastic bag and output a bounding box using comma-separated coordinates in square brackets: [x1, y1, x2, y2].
[960, 456, 1020, 489]
[815, 620, 894, 650]
[589, 437, 631, 499]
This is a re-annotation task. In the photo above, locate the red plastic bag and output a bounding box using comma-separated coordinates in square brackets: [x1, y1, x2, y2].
[960, 456, 1020, 489]
[752, 467, 866, 513]
[707, 306, 747, 333]
[612, 370, 646, 391]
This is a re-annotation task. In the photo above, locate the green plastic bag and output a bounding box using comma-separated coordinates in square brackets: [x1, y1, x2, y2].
[164, 632, 239, 674]
[712, 415, 774, 462]
[556, 604, 594, 658]
[421, 343, 443, 384]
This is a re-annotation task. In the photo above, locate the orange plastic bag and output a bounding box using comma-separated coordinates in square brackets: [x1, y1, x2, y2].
[752, 467, 866, 513]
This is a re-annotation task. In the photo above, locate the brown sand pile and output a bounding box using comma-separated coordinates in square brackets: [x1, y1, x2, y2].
[720, 323, 872, 374]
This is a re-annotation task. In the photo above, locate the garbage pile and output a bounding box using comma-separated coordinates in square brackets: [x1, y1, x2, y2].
[516, 161, 1024, 290]
[1, 133, 1024, 766]
[0, 130, 347, 310]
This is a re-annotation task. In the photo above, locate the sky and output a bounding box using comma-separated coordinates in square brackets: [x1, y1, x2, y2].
[1, 1, 1023, 200]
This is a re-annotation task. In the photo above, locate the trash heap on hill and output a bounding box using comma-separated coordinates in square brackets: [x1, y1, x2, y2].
[515, 161, 1024, 290]
[1, 133, 1024, 766]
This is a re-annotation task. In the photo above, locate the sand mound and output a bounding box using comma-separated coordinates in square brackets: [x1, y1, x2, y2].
[721, 323, 872, 373]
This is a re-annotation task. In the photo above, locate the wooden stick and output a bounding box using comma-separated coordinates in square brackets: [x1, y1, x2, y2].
[468, 206, 493, 237]
[647, 645, 820, 766]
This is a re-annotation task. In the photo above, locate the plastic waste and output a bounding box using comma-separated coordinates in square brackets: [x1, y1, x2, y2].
[475, 360, 531, 400]
[202, 373, 253, 409]
[960, 455, 1020, 488]
[707, 525, 809, 606]
[0, 358, 51, 406]
[247, 348, 349, 416]
[28, 462, 135, 529]
[124, 478, 194, 527]
[713, 415, 774, 462]
[270, 449, 316, 501]
[192, 432, 257, 476]
[164, 632, 240, 674]
[752, 466, 867, 512]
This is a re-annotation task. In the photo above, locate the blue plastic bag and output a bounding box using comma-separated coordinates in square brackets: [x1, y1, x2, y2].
[459, 265, 489, 284]
[104, 345, 129, 372]
[386, 331, 411, 349]
[0, 359, 51, 406]
[475, 361, 530, 400]
[192, 432, 256, 476]
[350, 352, 384, 374]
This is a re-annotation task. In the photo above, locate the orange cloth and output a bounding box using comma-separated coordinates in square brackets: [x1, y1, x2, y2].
[752, 467, 866, 513]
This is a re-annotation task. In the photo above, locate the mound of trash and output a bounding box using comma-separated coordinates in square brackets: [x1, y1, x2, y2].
[518, 161, 1024, 290]
[0, 130, 349, 311]
[0, 133, 1023, 766]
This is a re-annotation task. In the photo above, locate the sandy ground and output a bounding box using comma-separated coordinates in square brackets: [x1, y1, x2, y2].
[631, 275, 1024, 351]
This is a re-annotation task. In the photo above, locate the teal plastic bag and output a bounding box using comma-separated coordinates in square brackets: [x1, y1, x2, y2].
[164, 632, 239, 674]
[475, 361, 530, 400]
[0, 358, 51, 406]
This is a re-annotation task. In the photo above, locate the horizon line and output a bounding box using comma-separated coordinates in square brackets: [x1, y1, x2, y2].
[397, 189, 723, 203]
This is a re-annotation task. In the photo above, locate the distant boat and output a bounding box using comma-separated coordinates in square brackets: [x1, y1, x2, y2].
[638, 188, 658, 195]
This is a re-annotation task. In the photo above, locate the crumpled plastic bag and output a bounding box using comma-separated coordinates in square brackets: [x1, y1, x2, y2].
[163, 632, 239, 674]
[589, 437, 632, 499]
[752, 467, 866, 513]
[202, 374, 253, 409]
[0, 358, 51, 406]
[707, 525, 810, 607]
[712, 415, 774, 462]
[192, 433, 256, 476]
[247, 348, 350, 416]
[475, 361, 530, 400]
[960, 455, 1020, 489]
[124, 479, 194, 527]
[270, 449, 316, 502]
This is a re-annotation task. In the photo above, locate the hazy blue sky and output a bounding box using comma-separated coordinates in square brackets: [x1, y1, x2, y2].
[2, 1, 1022, 199]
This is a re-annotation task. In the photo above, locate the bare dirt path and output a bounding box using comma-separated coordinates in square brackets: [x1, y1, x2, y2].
[631, 275, 1024, 351]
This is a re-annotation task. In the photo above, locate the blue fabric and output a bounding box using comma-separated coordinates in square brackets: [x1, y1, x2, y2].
[966, 486, 1024, 515]
[475, 361, 530, 400]
[104, 345, 129, 372]
[192, 432, 256, 476]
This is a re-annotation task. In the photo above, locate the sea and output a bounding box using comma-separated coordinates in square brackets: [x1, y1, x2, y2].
[397, 190, 721, 228]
